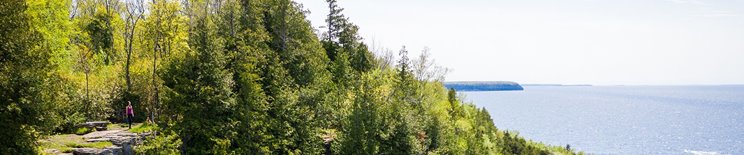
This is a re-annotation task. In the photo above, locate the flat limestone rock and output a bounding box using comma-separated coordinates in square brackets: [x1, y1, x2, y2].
[105, 146, 123, 155]
[72, 148, 111, 155]
[73, 127, 151, 155]
[83, 130, 123, 139]
[72, 147, 124, 155]
[77, 121, 110, 131]
[110, 136, 136, 146]
[86, 138, 111, 143]
[114, 132, 137, 137]
[45, 148, 61, 154]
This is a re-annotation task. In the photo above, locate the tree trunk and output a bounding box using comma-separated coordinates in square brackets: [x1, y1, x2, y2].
[85, 63, 90, 119]
[125, 42, 132, 91]
[152, 0, 161, 124]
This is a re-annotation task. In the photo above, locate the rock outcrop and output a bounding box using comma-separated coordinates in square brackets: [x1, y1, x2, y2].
[73, 130, 149, 155]
[77, 121, 110, 131]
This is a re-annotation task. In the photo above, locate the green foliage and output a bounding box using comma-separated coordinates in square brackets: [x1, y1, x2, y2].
[39, 134, 110, 153]
[86, 11, 116, 64]
[134, 131, 182, 155]
[0, 0, 60, 153]
[3, 0, 581, 154]
[160, 2, 236, 153]
[63, 0, 127, 123]
[128, 123, 158, 134]
[135, 0, 189, 123]
[65, 141, 113, 149]
[25, 0, 72, 67]
[338, 70, 387, 154]
[73, 127, 93, 135]
[323, 0, 376, 73]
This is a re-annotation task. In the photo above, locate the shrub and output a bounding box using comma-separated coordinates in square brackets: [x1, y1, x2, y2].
[74, 127, 92, 135]
[129, 123, 158, 133]
[135, 132, 181, 155]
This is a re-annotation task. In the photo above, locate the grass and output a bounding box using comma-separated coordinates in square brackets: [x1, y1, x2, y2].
[65, 141, 113, 149]
[39, 134, 113, 154]
[128, 123, 157, 133]
[106, 123, 119, 130]
[41, 122, 154, 154]
[74, 127, 92, 135]
[39, 134, 80, 153]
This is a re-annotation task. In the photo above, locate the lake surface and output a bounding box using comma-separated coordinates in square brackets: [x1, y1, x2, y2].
[462, 86, 744, 155]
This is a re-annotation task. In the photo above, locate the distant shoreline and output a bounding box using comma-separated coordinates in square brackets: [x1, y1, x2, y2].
[444, 81, 744, 91]
[521, 84, 593, 87]
[444, 81, 524, 91]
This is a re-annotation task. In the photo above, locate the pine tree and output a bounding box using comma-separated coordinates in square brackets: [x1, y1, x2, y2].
[339, 71, 385, 154]
[0, 0, 580, 154]
[325, 0, 344, 44]
[323, 0, 376, 73]
[395, 46, 419, 109]
[160, 1, 235, 153]
[225, 0, 277, 153]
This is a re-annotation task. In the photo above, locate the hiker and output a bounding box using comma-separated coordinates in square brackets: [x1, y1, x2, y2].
[126, 101, 134, 129]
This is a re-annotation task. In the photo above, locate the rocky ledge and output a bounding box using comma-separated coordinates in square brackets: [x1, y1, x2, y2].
[72, 129, 151, 155]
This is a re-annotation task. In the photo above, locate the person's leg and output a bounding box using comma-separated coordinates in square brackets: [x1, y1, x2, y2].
[128, 114, 132, 129]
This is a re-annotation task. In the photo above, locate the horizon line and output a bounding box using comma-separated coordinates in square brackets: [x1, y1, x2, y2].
[443, 81, 744, 86]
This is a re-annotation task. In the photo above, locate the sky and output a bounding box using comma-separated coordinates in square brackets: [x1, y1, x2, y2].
[295, 0, 744, 85]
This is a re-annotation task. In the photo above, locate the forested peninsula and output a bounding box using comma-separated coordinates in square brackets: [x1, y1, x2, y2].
[1, 0, 580, 154]
[445, 81, 525, 91]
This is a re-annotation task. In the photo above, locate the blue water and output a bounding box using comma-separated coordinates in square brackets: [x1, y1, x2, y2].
[463, 86, 744, 154]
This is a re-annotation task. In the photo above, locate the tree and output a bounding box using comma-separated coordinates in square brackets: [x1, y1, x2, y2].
[27, 0, 90, 133]
[87, 11, 115, 64]
[123, 0, 144, 92]
[447, 88, 461, 119]
[142, 0, 189, 123]
[67, 0, 126, 121]
[243, 1, 332, 153]
[2, 0, 581, 154]
[395, 46, 418, 109]
[75, 41, 94, 118]
[323, 0, 376, 73]
[412, 47, 449, 83]
[339, 71, 386, 154]
[161, 2, 235, 153]
[0, 0, 58, 153]
[76, 0, 122, 65]
[325, 0, 344, 44]
[222, 0, 277, 152]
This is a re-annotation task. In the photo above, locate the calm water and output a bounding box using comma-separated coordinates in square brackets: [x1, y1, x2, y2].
[463, 86, 744, 155]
